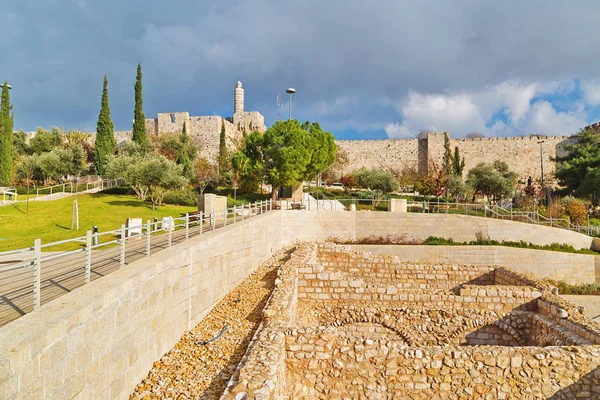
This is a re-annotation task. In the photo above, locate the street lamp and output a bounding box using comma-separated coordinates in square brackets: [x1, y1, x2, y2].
[285, 88, 296, 120]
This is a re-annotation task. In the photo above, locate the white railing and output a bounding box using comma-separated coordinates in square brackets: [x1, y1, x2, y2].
[34, 177, 124, 199]
[0, 199, 273, 326]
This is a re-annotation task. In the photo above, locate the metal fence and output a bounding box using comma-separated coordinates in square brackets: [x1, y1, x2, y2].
[0, 199, 273, 327]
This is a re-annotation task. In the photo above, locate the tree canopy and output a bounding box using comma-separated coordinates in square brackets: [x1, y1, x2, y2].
[132, 63, 147, 149]
[556, 128, 600, 204]
[466, 160, 517, 202]
[250, 120, 336, 197]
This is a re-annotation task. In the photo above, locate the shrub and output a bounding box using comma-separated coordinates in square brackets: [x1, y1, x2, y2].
[100, 186, 135, 195]
[545, 198, 565, 219]
[161, 189, 198, 207]
[564, 198, 588, 225]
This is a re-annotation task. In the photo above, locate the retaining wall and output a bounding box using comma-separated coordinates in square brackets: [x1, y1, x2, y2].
[347, 244, 599, 284]
[0, 212, 282, 399]
[281, 211, 598, 251]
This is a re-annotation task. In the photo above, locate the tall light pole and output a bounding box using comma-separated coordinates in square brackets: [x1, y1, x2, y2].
[286, 88, 296, 120]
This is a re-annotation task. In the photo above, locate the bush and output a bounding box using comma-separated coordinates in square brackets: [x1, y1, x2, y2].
[424, 236, 457, 245]
[564, 198, 588, 225]
[100, 186, 135, 195]
[161, 189, 198, 207]
[545, 280, 600, 295]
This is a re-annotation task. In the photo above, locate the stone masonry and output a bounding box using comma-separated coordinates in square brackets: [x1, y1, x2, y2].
[336, 131, 578, 184]
[222, 243, 600, 399]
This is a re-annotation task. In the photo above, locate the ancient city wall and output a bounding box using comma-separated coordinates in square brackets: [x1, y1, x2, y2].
[336, 132, 578, 184]
[0, 212, 283, 399]
[335, 139, 419, 177]
[346, 244, 599, 284]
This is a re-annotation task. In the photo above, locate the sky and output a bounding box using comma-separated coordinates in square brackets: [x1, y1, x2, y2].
[2, 0, 600, 140]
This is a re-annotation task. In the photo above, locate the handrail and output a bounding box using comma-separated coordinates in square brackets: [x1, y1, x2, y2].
[0, 199, 273, 326]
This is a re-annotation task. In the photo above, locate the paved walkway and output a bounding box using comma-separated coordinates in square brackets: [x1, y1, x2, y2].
[561, 295, 600, 322]
[0, 213, 259, 327]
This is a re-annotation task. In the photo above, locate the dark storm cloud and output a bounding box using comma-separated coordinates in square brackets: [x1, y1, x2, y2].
[2, 0, 600, 137]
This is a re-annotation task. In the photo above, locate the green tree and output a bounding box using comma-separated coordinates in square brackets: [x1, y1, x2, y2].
[231, 131, 265, 193]
[132, 63, 147, 149]
[94, 75, 115, 175]
[355, 168, 399, 194]
[106, 153, 148, 200]
[442, 132, 452, 175]
[0, 82, 14, 185]
[452, 146, 465, 176]
[466, 160, 517, 202]
[304, 122, 337, 182]
[556, 128, 600, 205]
[138, 156, 187, 209]
[217, 119, 229, 179]
[30, 127, 63, 154]
[13, 130, 30, 156]
[175, 122, 196, 179]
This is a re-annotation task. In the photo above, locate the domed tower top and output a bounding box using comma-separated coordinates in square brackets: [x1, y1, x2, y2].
[234, 80, 244, 114]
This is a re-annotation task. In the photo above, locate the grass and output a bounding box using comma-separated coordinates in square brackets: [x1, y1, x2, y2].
[545, 280, 600, 295]
[423, 236, 600, 255]
[0, 193, 197, 252]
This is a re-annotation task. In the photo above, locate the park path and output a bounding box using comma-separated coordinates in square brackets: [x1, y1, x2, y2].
[0, 216, 237, 328]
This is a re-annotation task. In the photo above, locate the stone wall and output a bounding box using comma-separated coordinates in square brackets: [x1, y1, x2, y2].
[284, 335, 600, 399]
[0, 212, 283, 399]
[336, 131, 579, 184]
[281, 211, 598, 252]
[347, 244, 599, 284]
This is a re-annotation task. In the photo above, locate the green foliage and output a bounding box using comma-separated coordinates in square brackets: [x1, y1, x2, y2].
[231, 131, 265, 193]
[423, 236, 598, 255]
[442, 133, 452, 175]
[548, 280, 600, 295]
[355, 168, 399, 194]
[217, 119, 229, 179]
[35, 145, 85, 183]
[161, 188, 198, 207]
[94, 75, 116, 175]
[175, 122, 196, 179]
[0, 82, 14, 185]
[556, 128, 600, 204]
[106, 152, 188, 209]
[13, 130, 29, 156]
[452, 146, 465, 176]
[448, 174, 469, 200]
[29, 127, 63, 154]
[303, 122, 337, 181]
[466, 160, 517, 202]
[132, 63, 147, 149]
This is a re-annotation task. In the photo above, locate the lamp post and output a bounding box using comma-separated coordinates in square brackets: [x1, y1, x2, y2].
[285, 88, 296, 120]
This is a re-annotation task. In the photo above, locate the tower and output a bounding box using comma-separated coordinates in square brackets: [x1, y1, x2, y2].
[234, 80, 244, 115]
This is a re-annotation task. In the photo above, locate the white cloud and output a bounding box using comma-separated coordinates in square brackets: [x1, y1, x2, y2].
[386, 80, 586, 138]
[581, 80, 600, 106]
[522, 101, 585, 136]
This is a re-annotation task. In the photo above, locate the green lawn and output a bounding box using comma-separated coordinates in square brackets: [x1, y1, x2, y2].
[0, 194, 197, 252]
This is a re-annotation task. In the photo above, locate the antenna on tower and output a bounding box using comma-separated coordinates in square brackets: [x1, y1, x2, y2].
[277, 94, 281, 121]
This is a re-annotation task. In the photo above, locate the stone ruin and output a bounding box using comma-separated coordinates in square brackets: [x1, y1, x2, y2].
[221, 243, 600, 399]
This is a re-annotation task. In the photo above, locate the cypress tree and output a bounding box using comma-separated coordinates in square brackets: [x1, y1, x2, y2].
[94, 75, 115, 175]
[0, 83, 14, 185]
[217, 119, 229, 177]
[442, 132, 452, 175]
[176, 122, 194, 179]
[452, 146, 465, 176]
[132, 63, 147, 148]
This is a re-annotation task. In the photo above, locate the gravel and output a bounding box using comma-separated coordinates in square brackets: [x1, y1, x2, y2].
[130, 247, 292, 399]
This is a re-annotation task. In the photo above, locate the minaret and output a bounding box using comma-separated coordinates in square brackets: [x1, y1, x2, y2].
[234, 80, 244, 115]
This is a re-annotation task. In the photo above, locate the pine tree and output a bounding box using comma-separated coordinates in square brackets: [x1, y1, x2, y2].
[132, 63, 147, 149]
[452, 146, 465, 176]
[442, 132, 452, 175]
[94, 75, 115, 175]
[0, 83, 14, 185]
[176, 122, 194, 179]
[217, 119, 229, 178]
